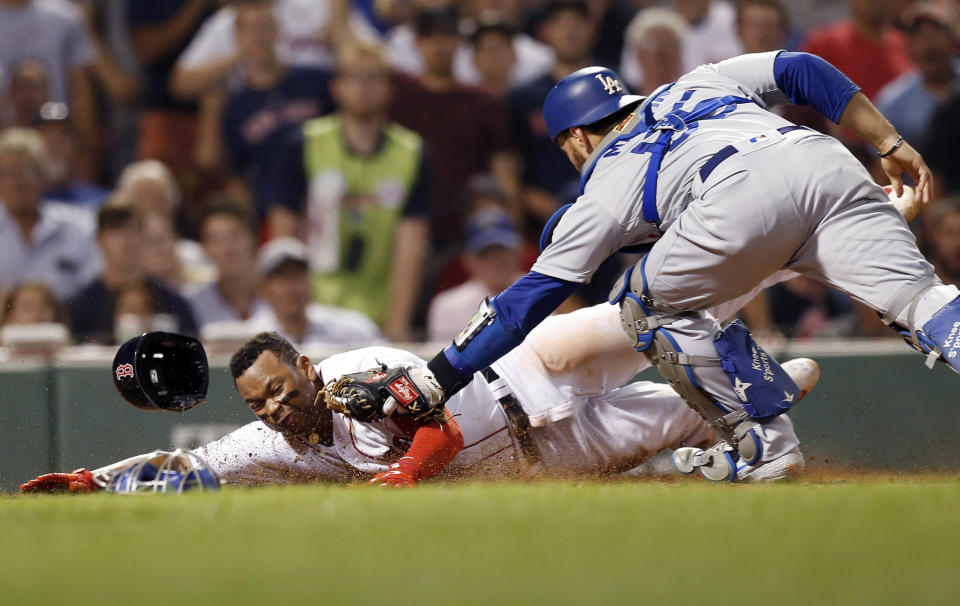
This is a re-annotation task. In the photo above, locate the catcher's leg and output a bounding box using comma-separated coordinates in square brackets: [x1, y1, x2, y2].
[672, 358, 817, 483]
[609, 260, 803, 482]
[875, 277, 960, 375]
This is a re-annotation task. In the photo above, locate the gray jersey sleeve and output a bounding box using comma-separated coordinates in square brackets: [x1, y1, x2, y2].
[689, 51, 790, 108]
[531, 198, 631, 283]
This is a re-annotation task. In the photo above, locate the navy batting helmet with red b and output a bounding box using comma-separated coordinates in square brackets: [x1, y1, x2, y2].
[112, 332, 209, 412]
[543, 66, 645, 140]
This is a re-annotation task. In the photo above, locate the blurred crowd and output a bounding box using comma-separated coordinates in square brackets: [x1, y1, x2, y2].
[2, 0, 960, 353]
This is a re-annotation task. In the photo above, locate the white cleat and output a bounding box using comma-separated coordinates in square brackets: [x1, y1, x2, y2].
[736, 447, 805, 483]
[671, 358, 819, 482]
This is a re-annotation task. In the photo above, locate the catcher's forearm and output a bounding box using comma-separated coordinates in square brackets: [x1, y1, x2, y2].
[837, 92, 900, 153]
[401, 416, 464, 480]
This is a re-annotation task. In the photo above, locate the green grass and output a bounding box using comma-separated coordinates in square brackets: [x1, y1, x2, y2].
[2, 479, 959, 605]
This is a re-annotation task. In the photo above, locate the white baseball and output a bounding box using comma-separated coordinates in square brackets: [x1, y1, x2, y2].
[883, 184, 918, 222]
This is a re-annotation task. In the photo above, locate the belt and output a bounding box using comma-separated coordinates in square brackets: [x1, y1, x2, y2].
[480, 368, 543, 466]
[699, 125, 807, 182]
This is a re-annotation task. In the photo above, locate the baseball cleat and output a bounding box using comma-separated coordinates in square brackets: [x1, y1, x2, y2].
[671, 358, 818, 482]
[736, 447, 805, 483]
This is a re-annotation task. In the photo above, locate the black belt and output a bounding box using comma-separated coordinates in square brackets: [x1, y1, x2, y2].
[699, 125, 808, 182]
[480, 368, 543, 466]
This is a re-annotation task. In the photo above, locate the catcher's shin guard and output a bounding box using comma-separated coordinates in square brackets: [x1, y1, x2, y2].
[881, 280, 960, 374]
[608, 263, 764, 467]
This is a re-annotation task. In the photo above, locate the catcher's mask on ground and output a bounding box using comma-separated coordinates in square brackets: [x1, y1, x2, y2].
[112, 331, 209, 412]
[234, 350, 323, 436]
[103, 450, 221, 494]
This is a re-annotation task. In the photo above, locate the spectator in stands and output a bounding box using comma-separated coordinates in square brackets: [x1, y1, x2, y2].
[0, 0, 98, 180]
[507, 0, 594, 228]
[112, 278, 177, 344]
[127, 0, 218, 202]
[802, 0, 912, 101]
[623, 8, 689, 95]
[0, 128, 100, 301]
[35, 102, 109, 207]
[876, 4, 960, 152]
[114, 160, 214, 283]
[427, 204, 525, 342]
[273, 41, 429, 341]
[390, 7, 519, 247]
[250, 237, 382, 347]
[116, 159, 181, 218]
[735, 0, 791, 55]
[925, 196, 960, 289]
[189, 199, 268, 329]
[68, 204, 197, 344]
[453, 1, 553, 88]
[767, 276, 857, 339]
[5, 58, 49, 127]
[733, 0, 829, 145]
[621, 0, 740, 85]
[171, 0, 366, 100]
[386, 0, 553, 89]
[470, 19, 517, 96]
[222, 0, 334, 223]
[1, 281, 67, 326]
[141, 212, 186, 291]
[78, 0, 141, 180]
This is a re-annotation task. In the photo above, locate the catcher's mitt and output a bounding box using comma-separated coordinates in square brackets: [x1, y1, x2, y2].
[321, 365, 445, 423]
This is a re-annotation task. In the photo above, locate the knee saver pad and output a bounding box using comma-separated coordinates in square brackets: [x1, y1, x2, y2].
[714, 320, 801, 422]
[921, 295, 960, 373]
[609, 264, 657, 352]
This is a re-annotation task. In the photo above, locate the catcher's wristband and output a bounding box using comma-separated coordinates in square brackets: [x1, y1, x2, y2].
[427, 350, 473, 399]
[877, 135, 903, 158]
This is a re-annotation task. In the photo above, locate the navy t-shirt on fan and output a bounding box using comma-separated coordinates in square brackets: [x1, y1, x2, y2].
[222, 66, 334, 218]
[127, 0, 214, 111]
[507, 73, 579, 197]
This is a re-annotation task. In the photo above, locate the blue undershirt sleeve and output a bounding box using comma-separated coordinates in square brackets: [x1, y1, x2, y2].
[773, 51, 861, 124]
[441, 271, 579, 377]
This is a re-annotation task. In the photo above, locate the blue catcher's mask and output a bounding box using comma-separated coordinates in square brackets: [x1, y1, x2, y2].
[104, 450, 221, 494]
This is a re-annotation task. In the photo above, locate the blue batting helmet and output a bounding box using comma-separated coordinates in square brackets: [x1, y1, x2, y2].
[543, 66, 645, 140]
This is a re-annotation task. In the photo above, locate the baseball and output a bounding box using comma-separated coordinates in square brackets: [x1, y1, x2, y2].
[883, 184, 918, 222]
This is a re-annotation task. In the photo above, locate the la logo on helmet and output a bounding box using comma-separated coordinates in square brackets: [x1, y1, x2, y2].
[595, 74, 623, 95]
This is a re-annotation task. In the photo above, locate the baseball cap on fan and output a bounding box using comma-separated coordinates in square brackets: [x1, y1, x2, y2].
[257, 237, 309, 277]
[465, 207, 521, 254]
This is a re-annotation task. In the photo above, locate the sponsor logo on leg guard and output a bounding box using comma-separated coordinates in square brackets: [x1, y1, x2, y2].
[715, 321, 801, 421]
[911, 296, 960, 373]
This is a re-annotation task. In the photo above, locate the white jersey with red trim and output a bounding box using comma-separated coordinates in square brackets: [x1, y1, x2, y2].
[197, 347, 515, 485]
[196, 270, 805, 484]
